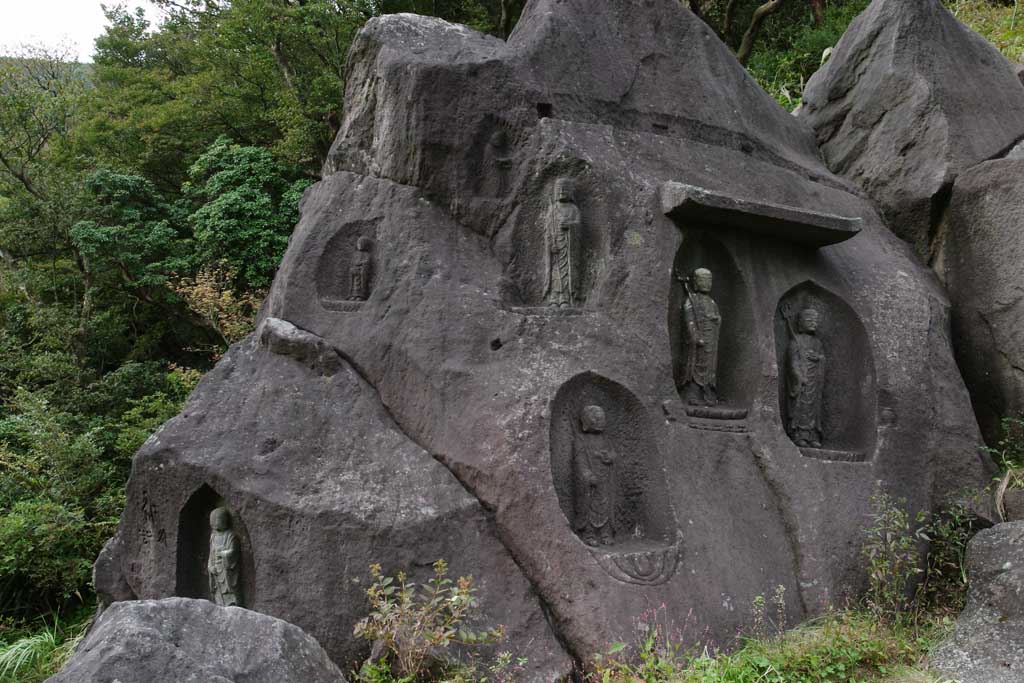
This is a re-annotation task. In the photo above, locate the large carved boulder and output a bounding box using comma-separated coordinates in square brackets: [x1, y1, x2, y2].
[799, 0, 1024, 444]
[96, 0, 993, 673]
[47, 598, 345, 683]
[938, 158, 1024, 443]
[932, 522, 1024, 683]
[799, 0, 1024, 261]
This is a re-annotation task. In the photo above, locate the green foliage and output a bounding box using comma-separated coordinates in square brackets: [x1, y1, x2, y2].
[947, 0, 1024, 63]
[861, 493, 921, 622]
[185, 136, 310, 290]
[0, 607, 91, 683]
[745, 0, 871, 109]
[914, 504, 975, 615]
[354, 560, 507, 682]
[592, 607, 954, 683]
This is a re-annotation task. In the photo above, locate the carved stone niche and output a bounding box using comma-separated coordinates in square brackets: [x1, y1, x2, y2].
[175, 485, 254, 607]
[504, 167, 598, 314]
[467, 115, 517, 200]
[316, 220, 378, 312]
[668, 232, 756, 420]
[774, 282, 877, 462]
[550, 373, 681, 585]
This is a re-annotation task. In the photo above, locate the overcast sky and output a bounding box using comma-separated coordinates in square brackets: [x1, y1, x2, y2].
[0, 1, 163, 62]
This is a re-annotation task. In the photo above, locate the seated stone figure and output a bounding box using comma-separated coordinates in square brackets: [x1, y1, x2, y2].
[785, 306, 826, 448]
[207, 507, 241, 607]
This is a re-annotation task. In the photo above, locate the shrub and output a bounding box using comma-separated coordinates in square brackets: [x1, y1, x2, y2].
[353, 560, 507, 682]
[861, 493, 921, 622]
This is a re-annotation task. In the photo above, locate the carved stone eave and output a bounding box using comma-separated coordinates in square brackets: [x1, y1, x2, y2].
[660, 182, 862, 247]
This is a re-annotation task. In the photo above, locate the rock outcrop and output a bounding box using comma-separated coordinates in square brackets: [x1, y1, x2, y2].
[799, 0, 1024, 261]
[800, 0, 1024, 445]
[95, 0, 994, 673]
[932, 522, 1024, 683]
[937, 158, 1024, 444]
[47, 598, 345, 683]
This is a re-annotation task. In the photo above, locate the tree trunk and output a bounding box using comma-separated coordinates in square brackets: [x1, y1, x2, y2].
[737, 0, 787, 66]
[498, 0, 517, 39]
[723, 0, 741, 38]
[809, 0, 824, 25]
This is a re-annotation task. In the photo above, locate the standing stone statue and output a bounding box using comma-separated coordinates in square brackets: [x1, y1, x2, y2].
[348, 236, 373, 301]
[207, 507, 241, 607]
[678, 268, 721, 406]
[572, 405, 616, 547]
[545, 178, 581, 307]
[784, 305, 826, 448]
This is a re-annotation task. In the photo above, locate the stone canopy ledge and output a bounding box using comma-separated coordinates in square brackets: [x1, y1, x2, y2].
[660, 181, 862, 247]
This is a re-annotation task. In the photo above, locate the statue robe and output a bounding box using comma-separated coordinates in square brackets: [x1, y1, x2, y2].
[208, 529, 241, 607]
[572, 431, 616, 544]
[786, 332, 825, 445]
[546, 201, 580, 306]
[682, 291, 721, 393]
[349, 250, 372, 301]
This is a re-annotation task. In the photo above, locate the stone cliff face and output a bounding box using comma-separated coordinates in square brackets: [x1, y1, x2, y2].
[799, 0, 1024, 445]
[96, 0, 994, 675]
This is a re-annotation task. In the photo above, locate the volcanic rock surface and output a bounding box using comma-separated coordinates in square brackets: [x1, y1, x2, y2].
[799, 0, 1024, 261]
[96, 0, 994, 674]
[938, 158, 1024, 444]
[800, 0, 1024, 445]
[47, 598, 346, 683]
[932, 522, 1024, 683]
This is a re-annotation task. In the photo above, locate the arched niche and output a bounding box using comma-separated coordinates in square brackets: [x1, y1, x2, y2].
[175, 485, 254, 606]
[668, 231, 757, 412]
[316, 219, 379, 310]
[773, 281, 877, 461]
[550, 373, 676, 555]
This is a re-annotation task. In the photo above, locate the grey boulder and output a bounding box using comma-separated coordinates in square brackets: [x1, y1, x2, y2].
[932, 522, 1024, 683]
[47, 598, 345, 683]
[936, 158, 1024, 444]
[799, 0, 1024, 261]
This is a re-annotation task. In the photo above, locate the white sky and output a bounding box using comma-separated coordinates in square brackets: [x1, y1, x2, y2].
[0, 0, 164, 62]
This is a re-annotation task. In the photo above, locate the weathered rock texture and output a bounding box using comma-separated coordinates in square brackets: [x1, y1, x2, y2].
[932, 522, 1024, 683]
[937, 159, 1024, 444]
[799, 0, 1024, 261]
[799, 0, 1024, 445]
[96, 0, 993, 673]
[47, 598, 345, 683]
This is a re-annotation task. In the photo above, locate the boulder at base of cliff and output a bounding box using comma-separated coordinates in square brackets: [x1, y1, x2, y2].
[47, 598, 346, 683]
[932, 522, 1024, 683]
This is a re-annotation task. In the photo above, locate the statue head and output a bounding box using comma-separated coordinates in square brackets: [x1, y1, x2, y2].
[798, 307, 820, 334]
[554, 178, 575, 203]
[356, 236, 373, 252]
[210, 507, 232, 532]
[692, 268, 713, 293]
[580, 405, 606, 434]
